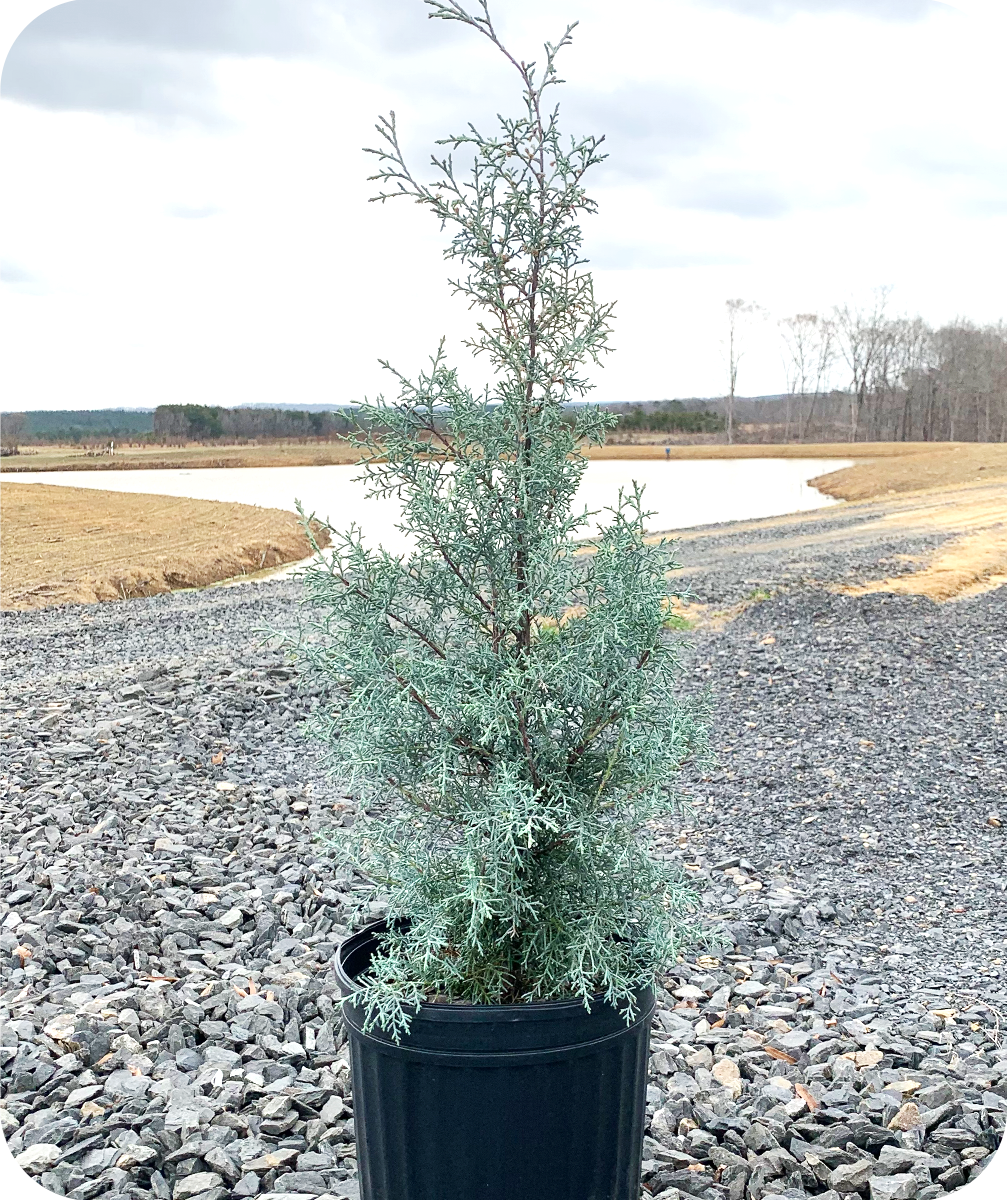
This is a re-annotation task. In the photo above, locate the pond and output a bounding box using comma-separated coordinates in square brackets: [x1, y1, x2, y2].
[6, 458, 852, 555]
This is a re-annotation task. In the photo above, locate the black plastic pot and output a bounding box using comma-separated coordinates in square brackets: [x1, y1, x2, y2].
[335, 920, 655, 1200]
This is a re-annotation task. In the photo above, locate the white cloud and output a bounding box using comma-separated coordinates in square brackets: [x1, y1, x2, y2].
[166, 202, 223, 219]
[1, 0, 1004, 410]
[699, 0, 942, 20]
[1, 257, 32, 279]
[700, 0, 984, 15]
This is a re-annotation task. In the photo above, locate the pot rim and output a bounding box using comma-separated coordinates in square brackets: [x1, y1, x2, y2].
[336, 918, 653, 1018]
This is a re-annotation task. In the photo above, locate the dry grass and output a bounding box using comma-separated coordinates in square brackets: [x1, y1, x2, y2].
[837, 528, 1007, 602]
[813, 448, 1007, 598]
[584, 441, 929, 462]
[0, 440, 363, 473]
[1, 483, 329, 610]
[809, 443, 1007, 501]
[3, 437, 964, 474]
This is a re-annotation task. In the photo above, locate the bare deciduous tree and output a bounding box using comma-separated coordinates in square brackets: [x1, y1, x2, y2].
[1, 412, 27, 453]
[834, 286, 891, 442]
[771, 304, 1006, 444]
[723, 299, 762, 444]
[779, 313, 837, 442]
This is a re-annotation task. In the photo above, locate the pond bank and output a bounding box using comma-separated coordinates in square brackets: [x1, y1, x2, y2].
[1, 458, 851, 571]
[1, 484, 328, 611]
[4, 464, 1004, 613]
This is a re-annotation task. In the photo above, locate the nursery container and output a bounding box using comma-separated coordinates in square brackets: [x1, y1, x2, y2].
[336, 920, 655, 1200]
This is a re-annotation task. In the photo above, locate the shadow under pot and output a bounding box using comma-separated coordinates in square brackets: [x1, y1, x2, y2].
[335, 919, 655, 1200]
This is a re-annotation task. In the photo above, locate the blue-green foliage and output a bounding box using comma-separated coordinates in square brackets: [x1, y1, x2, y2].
[297, 0, 706, 1038]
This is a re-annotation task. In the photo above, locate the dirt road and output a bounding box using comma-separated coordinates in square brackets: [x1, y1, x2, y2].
[661, 474, 1007, 612]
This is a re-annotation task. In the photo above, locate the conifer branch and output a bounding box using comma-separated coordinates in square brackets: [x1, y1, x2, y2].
[295, 0, 703, 1038]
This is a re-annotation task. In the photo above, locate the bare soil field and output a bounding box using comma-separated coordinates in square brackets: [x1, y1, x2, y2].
[0, 440, 363, 473]
[0, 439, 960, 475]
[0, 483, 329, 610]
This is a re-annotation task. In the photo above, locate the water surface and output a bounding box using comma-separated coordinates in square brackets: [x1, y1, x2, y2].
[6, 458, 851, 555]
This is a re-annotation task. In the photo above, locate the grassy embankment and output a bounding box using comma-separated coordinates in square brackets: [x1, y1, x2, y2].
[1, 485, 329, 611]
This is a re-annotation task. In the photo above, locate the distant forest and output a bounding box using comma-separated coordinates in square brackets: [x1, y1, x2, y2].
[728, 297, 1007, 444]
[5, 409, 155, 443]
[152, 400, 724, 440]
[603, 399, 724, 435]
[3, 299, 1006, 453]
[0, 406, 353, 448]
[152, 404, 357, 441]
[1, 401, 722, 447]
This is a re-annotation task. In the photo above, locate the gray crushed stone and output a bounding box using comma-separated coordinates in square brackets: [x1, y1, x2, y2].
[2, 516, 1004, 1199]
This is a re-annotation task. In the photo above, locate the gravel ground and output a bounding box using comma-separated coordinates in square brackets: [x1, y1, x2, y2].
[673, 506, 958, 608]
[1, 507, 1004, 1200]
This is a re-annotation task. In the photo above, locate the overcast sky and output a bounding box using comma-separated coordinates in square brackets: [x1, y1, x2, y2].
[2, 0, 1005, 412]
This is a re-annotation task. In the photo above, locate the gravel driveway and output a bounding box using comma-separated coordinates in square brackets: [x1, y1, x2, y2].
[2, 501, 1004, 1200]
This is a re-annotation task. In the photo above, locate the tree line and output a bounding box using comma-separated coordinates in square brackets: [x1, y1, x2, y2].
[151, 404, 357, 442]
[736, 292, 1007, 443]
[0, 409, 154, 451]
[4, 298, 1005, 450]
[0, 412, 27, 453]
[600, 399, 724, 436]
[152, 401, 725, 441]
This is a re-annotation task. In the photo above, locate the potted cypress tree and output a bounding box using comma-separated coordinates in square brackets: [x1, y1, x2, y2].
[298, 3, 707, 1196]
